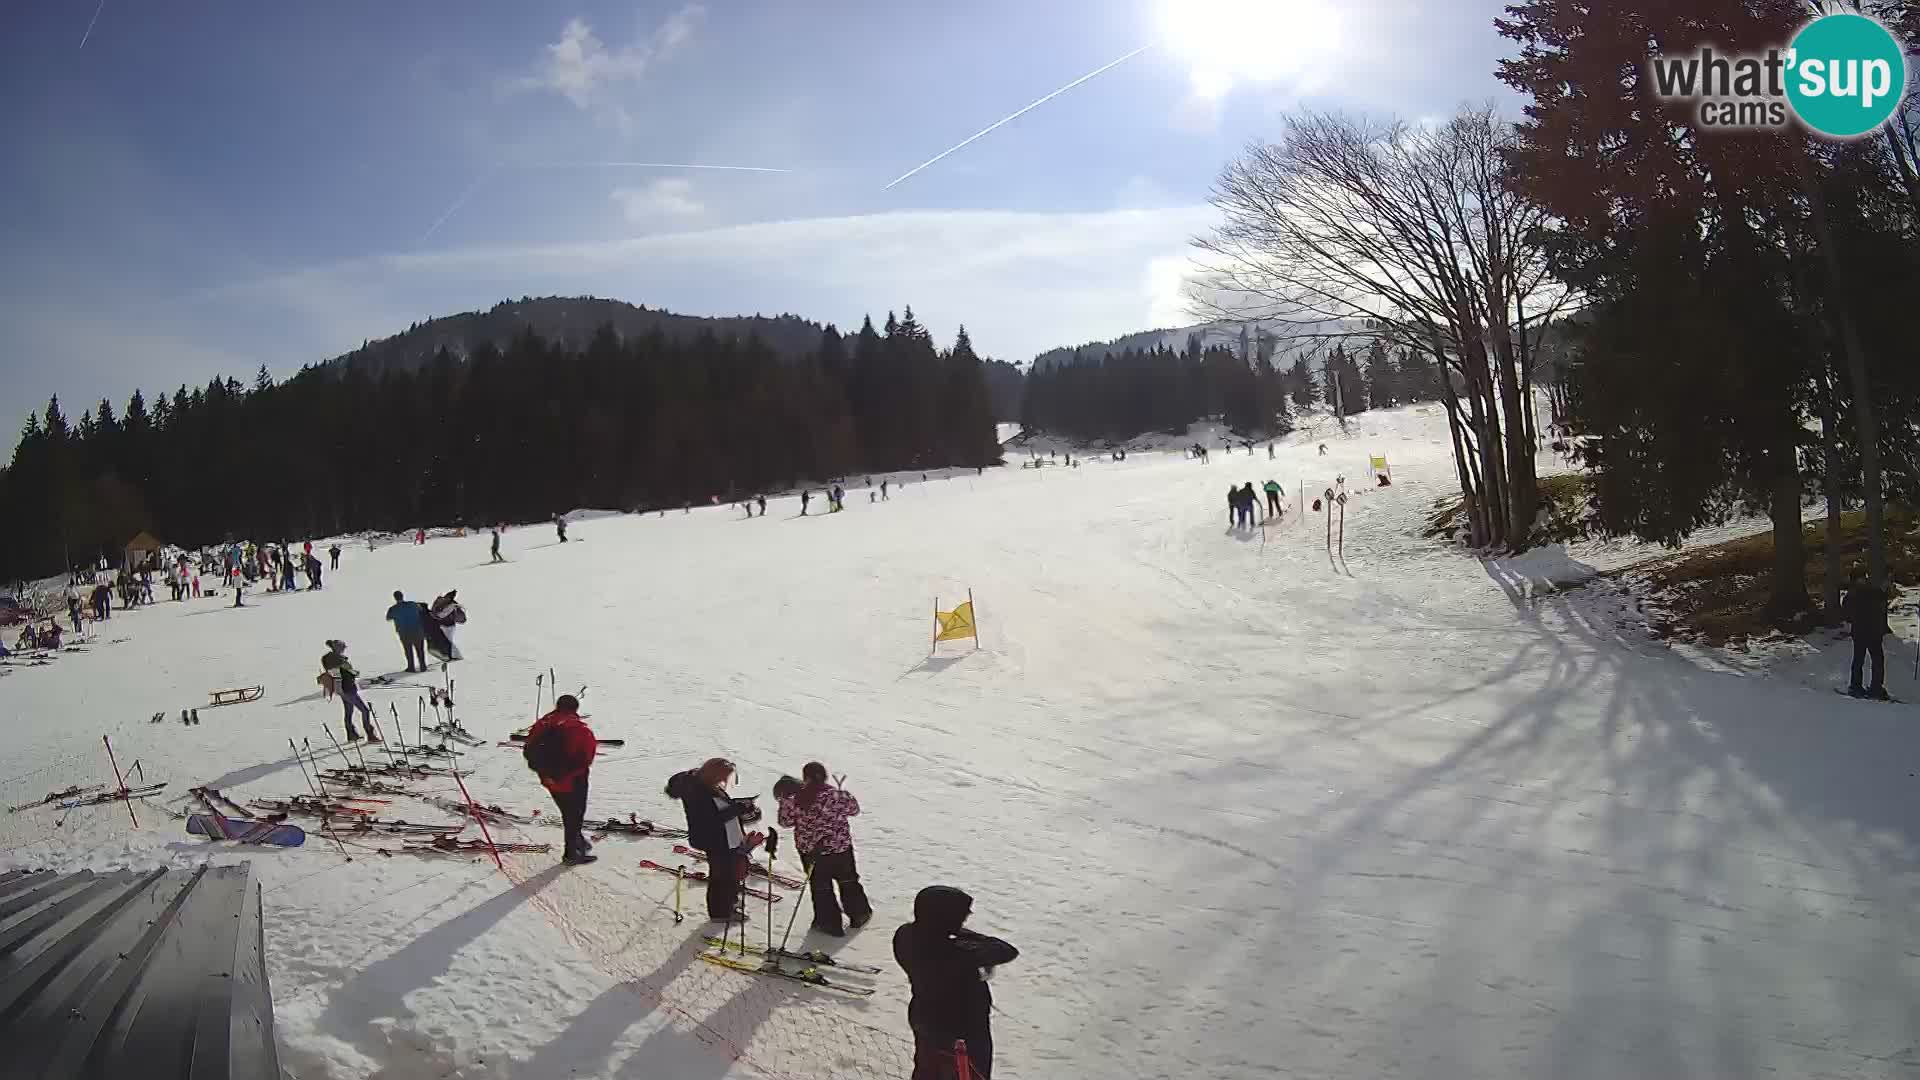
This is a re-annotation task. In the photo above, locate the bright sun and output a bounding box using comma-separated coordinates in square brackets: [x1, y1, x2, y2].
[1155, 0, 1344, 98]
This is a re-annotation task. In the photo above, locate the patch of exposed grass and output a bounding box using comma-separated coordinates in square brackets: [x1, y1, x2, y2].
[1615, 505, 1920, 645]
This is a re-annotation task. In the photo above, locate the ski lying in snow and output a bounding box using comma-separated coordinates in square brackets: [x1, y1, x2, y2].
[190, 786, 256, 819]
[249, 796, 384, 817]
[426, 722, 486, 746]
[407, 743, 463, 758]
[57, 782, 167, 809]
[700, 937, 884, 973]
[324, 762, 444, 778]
[638, 860, 781, 903]
[673, 845, 804, 889]
[314, 775, 414, 796]
[577, 815, 686, 839]
[507, 731, 623, 746]
[430, 797, 540, 825]
[333, 818, 466, 837]
[8, 784, 105, 812]
[696, 951, 873, 996]
[397, 836, 551, 855]
[187, 812, 307, 846]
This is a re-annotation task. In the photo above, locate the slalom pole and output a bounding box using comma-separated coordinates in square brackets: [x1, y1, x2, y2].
[969, 589, 978, 650]
[102, 735, 138, 828]
[449, 761, 504, 870]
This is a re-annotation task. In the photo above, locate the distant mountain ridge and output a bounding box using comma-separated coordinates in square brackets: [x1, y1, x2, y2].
[325, 296, 830, 377]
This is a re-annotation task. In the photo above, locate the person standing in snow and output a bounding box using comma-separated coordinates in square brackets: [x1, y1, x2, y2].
[1226, 487, 1238, 528]
[329, 543, 342, 571]
[800, 490, 812, 516]
[424, 589, 466, 663]
[832, 484, 846, 512]
[880, 479, 890, 501]
[756, 494, 767, 518]
[665, 759, 764, 923]
[322, 639, 379, 742]
[386, 590, 428, 672]
[490, 527, 504, 563]
[1263, 480, 1283, 520]
[555, 514, 568, 543]
[67, 585, 84, 634]
[1240, 483, 1259, 528]
[306, 552, 323, 590]
[521, 694, 599, 865]
[1841, 570, 1892, 700]
[777, 762, 873, 936]
[894, 886, 1019, 1079]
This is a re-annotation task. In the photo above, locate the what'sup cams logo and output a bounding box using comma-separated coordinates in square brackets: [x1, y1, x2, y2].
[1648, 11, 1909, 138]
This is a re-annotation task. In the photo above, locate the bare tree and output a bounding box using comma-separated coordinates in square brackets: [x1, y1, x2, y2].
[1190, 106, 1571, 549]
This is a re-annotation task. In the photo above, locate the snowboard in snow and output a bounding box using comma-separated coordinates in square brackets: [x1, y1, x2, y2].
[186, 813, 307, 846]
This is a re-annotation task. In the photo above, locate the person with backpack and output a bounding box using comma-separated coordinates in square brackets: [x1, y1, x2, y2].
[665, 759, 764, 923]
[1841, 569, 1893, 700]
[385, 590, 428, 672]
[777, 762, 873, 936]
[522, 694, 600, 865]
[893, 886, 1019, 1079]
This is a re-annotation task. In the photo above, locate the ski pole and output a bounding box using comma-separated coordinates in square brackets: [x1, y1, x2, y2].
[533, 673, 543, 721]
[291, 738, 321, 798]
[762, 828, 780, 966]
[102, 735, 138, 828]
[673, 865, 685, 925]
[321, 724, 360, 781]
[776, 851, 821, 957]
[448, 760, 503, 870]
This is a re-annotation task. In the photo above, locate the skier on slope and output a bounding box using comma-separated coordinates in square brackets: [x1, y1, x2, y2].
[881, 479, 890, 501]
[489, 526, 504, 563]
[386, 590, 428, 672]
[894, 886, 1019, 1079]
[777, 761, 873, 937]
[322, 639, 379, 742]
[521, 694, 599, 865]
[756, 494, 767, 518]
[555, 513, 568, 543]
[1841, 569, 1893, 700]
[329, 543, 342, 571]
[801, 490, 812, 516]
[665, 758, 764, 924]
[832, 483, 846, 512]
[1240, 483, 1259, 528]
[1263, 480, 1283, 520]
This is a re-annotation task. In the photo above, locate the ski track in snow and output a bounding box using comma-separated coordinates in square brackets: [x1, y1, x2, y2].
[3, 403, 1919, 1079]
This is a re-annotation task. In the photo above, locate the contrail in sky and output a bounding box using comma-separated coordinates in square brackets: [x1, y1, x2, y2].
[418, 160, 791, 244]
[78, 0, 106, 49]
[884, 43, 1154, 190]
[419, 165, 498, 244]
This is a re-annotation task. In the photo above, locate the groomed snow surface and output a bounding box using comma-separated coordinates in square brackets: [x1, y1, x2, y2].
[3, 404, 1917, 1079]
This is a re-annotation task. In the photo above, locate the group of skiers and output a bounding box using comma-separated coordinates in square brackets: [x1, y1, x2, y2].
[314, 589, 466, 741]
[1227, 482, 1285, 528]
[513, 706, 1015, 1077]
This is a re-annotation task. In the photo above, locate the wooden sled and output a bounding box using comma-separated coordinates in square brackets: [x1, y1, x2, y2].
[208, 686, 265, 706]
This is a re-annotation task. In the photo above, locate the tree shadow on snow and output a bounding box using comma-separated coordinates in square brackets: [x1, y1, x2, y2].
[1127, 587, 1920, 1078]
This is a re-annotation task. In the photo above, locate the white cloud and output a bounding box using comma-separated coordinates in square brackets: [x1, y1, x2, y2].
[195, 207, 1221, 366]
[611, 178, 704, 224]
[511, 6, 706, 129]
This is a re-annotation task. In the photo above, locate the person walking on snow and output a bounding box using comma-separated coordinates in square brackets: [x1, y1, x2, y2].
[322, 639, 379, 742]
[555, 513, 568, 543]
[1841, 570, 1892, 699]
[894, 886, 1019, 1079]
[386, 590, 429, 672]
[521, 694, 599, 864]
[666, 759, 764, 923]
[490, 527, 504, 563]
[1263, 480, 1283, 520]
[880, 479, 890, 501]
[329, 543, 342, 571]
[777, 762, 873, 936]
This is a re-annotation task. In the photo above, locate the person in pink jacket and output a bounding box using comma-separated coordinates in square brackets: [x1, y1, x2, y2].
[777, 761, 873, 936]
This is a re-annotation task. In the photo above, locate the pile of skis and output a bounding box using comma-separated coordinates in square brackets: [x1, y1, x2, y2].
[673, 844, 805, 890]
[638, 860, 784, 904]
[430, 796, 540, 826]
[542, 814, 687, 840]
[381, 835, 551, 857]
[185, 787, 306, 847]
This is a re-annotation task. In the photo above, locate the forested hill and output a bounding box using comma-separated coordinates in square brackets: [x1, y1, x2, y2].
[329, 296, 829, 377]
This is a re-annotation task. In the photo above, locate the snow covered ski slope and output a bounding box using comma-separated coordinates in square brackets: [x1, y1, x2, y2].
[2, 405, 1916, 1079]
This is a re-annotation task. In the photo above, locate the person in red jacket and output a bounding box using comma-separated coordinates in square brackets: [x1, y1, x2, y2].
[522, 694, 598, 865]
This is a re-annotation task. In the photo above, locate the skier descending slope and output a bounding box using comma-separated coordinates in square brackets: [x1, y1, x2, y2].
[894, 886, 1019, 1079]
[666, 759, 764, 923]
[521, 694, 599, 865]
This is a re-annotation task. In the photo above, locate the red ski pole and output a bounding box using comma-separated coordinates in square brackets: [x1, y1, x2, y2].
[952, 1038, 973, 1080]
[102, 735, 138, 828]
[450, 763, 503, 870]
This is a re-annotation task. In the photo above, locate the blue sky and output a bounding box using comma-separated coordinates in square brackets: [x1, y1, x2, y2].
[0, 0, 1517, 430]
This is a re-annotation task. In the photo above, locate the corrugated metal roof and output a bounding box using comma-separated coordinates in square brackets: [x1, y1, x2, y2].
[0, 864, 279, 1080]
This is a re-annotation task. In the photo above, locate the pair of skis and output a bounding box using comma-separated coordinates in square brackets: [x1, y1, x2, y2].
[380, 836, 551, 856]
[583, 815, 686, 839]
[638, 860, 783, 903]
[8, 784, 104, 812]
[696, 951, 876, 996]
[185, 788, 306, 847]
[430, 796, 540, 825]
[55, 781, 165, 810]
[699, 936, 884, 973]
